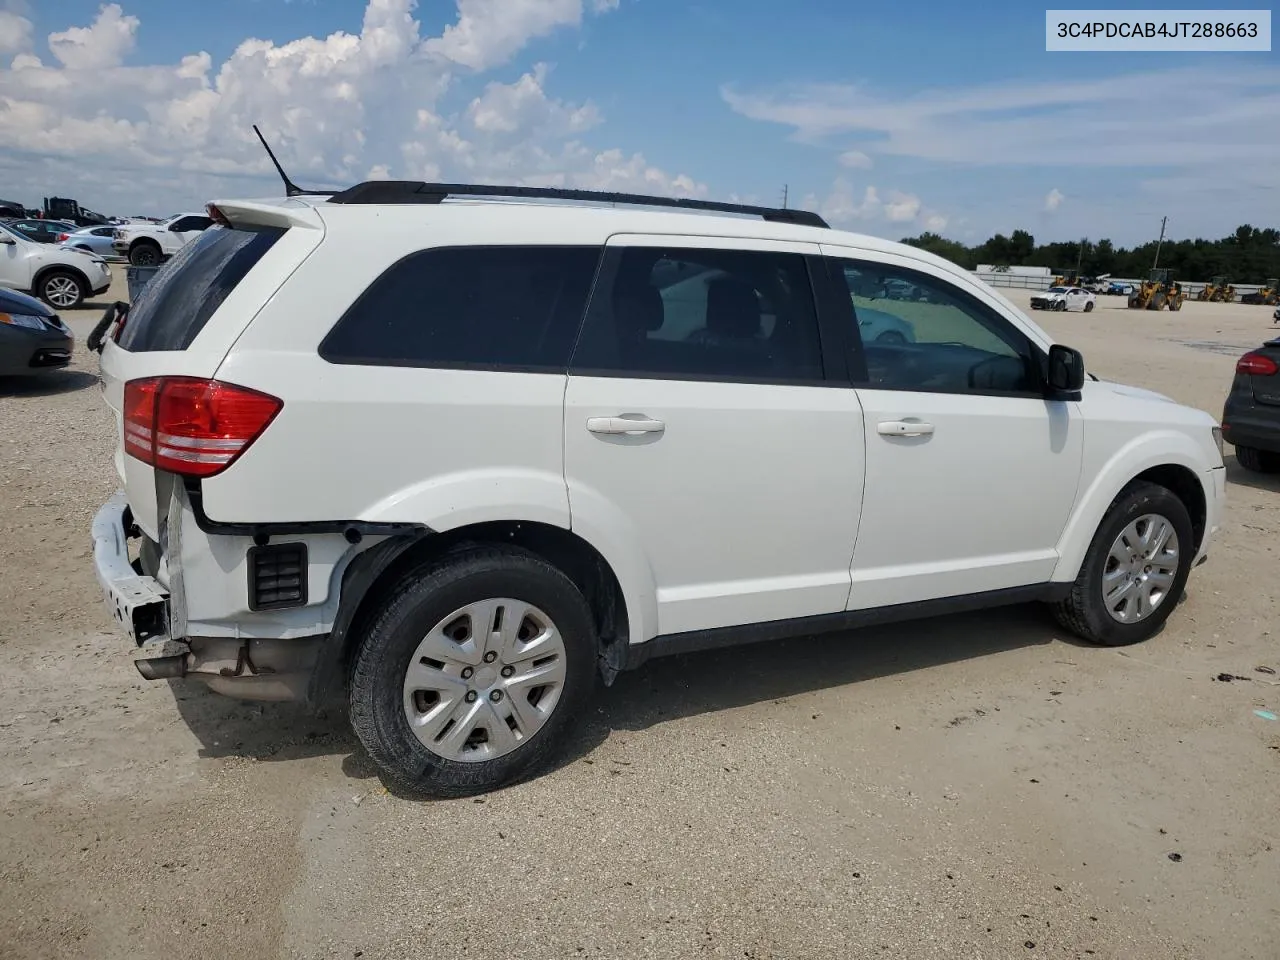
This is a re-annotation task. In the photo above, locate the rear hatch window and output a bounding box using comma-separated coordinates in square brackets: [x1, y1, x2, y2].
[117, 225, 285, 352]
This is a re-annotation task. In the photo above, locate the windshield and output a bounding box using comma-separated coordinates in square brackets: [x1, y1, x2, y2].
[116, 224, 286, 352]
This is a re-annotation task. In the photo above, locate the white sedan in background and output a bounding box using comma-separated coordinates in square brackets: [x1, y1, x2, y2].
[1030, 286, 1096, 312]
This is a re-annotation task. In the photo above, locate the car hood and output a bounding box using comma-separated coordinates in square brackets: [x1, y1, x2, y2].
[0, 286, 54, 318]
[1088, 378, 1176, 404]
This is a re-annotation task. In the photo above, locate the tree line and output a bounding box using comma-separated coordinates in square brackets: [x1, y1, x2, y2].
[899, 225, 1280, 284]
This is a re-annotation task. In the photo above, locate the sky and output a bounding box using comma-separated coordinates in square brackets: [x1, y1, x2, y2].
[0, 0, 1275, 246]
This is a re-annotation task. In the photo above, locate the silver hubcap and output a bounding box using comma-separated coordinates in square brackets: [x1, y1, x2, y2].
[44, 276, 79, 307]
[402, 598, 567, 763]
[1102, 514, 1179, 623]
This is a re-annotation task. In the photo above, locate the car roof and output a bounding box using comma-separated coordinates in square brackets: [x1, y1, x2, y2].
[214, 192, 979, 285]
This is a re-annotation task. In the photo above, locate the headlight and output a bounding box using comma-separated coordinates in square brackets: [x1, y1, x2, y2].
[0, 312, 47, 331]
[1212, 426, 1224, 459]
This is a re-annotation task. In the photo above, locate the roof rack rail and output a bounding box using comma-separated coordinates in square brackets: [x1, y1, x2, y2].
[325, 180, 829, 228]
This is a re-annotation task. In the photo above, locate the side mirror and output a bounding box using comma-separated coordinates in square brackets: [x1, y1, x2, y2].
[1047, 344, 1085, 399]
[0, 235, 14, 245]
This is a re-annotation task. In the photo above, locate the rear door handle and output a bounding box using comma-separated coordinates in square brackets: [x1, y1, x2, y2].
[877, 419, 934, 438]
[587, 415, 666, 436]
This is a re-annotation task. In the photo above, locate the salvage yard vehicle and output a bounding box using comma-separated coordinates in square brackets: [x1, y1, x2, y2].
[0, 220, 112, 309]
[1222, 338, 1280, 474]
[1030, 285, 1096, 312]
[0, 285, 74, 376]
[90, 183, 1226, 797]
[1128, 270, 1185, 311]
[1240, 279, 1279, 306]
[112, 212, 213, 266]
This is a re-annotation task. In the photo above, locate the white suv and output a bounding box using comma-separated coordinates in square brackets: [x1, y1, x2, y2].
[111, 212, 214, 266]
[89, 184, 1225, 797]
[0, 220, 112, 309]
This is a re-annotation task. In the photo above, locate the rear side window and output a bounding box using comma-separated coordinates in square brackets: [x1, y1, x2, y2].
[117, 226, 285, 353]
[319, 246, 601, 371]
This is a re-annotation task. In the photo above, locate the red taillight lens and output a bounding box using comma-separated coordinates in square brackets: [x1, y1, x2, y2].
[123, 377, 282, 478]
[1237, 352, 1278, 376]
[57, 233, 69, 242]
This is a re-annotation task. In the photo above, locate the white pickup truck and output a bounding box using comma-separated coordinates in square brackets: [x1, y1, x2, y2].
[112, 212, 214, 266]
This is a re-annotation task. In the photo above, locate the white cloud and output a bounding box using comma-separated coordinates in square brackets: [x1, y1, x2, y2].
[467, 63, 600, 137]
[922, 212, 948, 232]
[884, 190, 920, 222]
[424, 0, 604, 71]
[1044, 188, 1064, 212]
[0, 0, 701, 216]
[0, 10, 31, 56]
[721, 66, 1280, 168]
[837, 149, 872, 170]
[48, 2, 138, 70]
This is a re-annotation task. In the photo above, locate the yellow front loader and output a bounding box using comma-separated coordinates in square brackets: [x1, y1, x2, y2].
[1128, 269, 1185, 311]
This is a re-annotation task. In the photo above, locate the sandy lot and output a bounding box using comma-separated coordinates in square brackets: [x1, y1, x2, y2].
[2, 275, 1278, 960]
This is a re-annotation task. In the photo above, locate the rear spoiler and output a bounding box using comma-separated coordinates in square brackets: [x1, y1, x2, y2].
[205, 199, 325, 232]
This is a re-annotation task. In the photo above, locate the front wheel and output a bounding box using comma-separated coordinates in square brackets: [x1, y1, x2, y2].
[129, 242, 160, 267]
[1052, 482, 1194, 646]
[876, 330, 908, 344]
[349, 545, 597, 797]
[37, 270, 86, 310]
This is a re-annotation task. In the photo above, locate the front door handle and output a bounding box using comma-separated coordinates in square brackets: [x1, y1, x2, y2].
[587, 415, 666, 436]
[877, 419, 935, 438]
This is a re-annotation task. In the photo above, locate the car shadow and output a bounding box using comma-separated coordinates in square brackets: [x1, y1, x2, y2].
[1225, 455, 1280, 493]
[168, 602, 1075, 796]
[0, 369, 99, 396]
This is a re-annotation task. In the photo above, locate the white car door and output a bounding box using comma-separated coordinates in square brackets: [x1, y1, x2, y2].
[0, 227, 30, 289]
[564, 235, 865, 638]
[164, 215, 213, 256]
[1067, 288, 1088, 311]
[820, 245, 1085, 609]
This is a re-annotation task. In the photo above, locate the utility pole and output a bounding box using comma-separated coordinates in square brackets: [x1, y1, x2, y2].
[1075, 237, 1087, 278]
[1152, 216, 1168, 270]
[781, 185, 788, 209]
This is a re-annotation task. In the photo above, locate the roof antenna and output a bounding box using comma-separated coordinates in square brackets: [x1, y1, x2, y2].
[253, 124, 313, 197]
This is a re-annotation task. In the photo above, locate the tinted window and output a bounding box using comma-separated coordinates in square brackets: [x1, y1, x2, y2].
[833, 258, 1039, 395]
[170, 216, 213, 233]
[571, 246, 824, 382]
[117, 225, 286, 352]
[319, 246, 601, 370]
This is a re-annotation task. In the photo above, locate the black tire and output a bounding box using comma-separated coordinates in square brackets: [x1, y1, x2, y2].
[129, 242, 160, 266]
[1236, 445, 1280, 473]
[876, 330, 908, 344]
[1084, 300, 1094, 312]
[349, 545, 597, 797]
[1149, 291, 1166, 311]
[35, 269, 86, 310]
[1055, 300, 1067, 311]
[1051, 481, 1194, 647]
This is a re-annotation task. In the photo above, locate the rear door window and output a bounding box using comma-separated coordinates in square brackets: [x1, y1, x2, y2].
[318, 246, 601, 371]
[116, 225, 286, 352]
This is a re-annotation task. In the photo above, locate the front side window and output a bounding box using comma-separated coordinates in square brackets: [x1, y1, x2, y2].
[571, 246, 824, 382]
[319, 245, 601, 371]
[832, 258, 1040, 395]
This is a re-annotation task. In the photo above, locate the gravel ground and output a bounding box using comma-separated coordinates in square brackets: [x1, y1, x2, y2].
[1, 275, 1278, 959]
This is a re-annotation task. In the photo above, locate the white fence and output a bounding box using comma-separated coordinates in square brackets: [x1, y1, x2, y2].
[972, 271, 1268, 300]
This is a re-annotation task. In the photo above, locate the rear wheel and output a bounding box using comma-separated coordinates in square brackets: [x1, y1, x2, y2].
[1084, 301, 1094, 312]
[129, 242, 160, 266]
[1052, 481, 1193, 646]
[1236, 445, 1280, 473]
[36, 270, 85, 310]
[349, 545, 597, 797]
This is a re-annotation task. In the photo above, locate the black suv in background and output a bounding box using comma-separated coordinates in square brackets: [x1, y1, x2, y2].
[1223, 338, 1280, 473]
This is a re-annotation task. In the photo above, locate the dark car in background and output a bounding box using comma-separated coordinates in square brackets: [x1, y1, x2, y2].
[0, 286, 73, 376]
[5, 218, 79, 244]
[1222, 338, 1280, 474]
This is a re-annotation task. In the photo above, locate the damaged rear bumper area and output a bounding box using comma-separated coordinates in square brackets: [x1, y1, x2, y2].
[91, 490, 323, 702]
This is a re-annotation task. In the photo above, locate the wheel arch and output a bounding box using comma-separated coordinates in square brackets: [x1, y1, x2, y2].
[308, 519, 637, 711]
[1053, 435, 1211, 583]
[31, 262, 89, 300]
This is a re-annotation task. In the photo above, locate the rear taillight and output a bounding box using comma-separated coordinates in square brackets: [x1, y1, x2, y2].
[123, 377, 282, 478]
[57, 233, 69, 242]
[1237, 352, 1278, 376]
